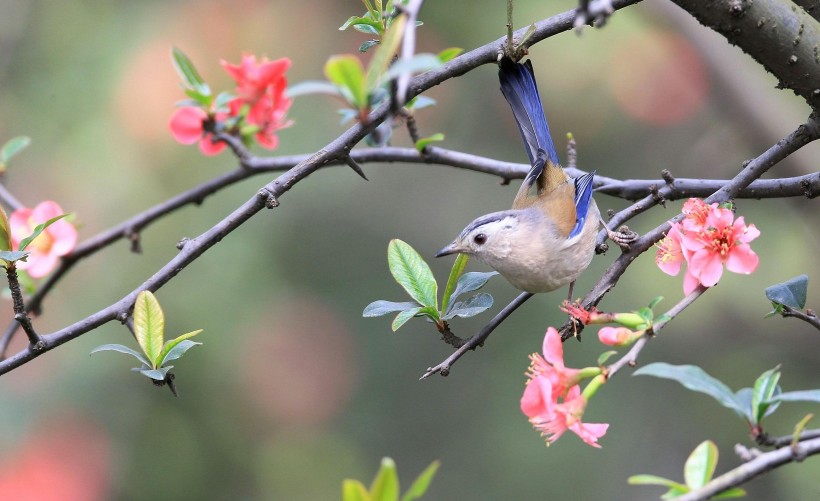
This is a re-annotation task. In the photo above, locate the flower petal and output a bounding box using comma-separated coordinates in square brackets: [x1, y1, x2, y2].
[726, 245, 759, 275]
[521, 375, 554, 418]
[198, 134, 226, 156]
[541, 327, 564, 368]
[169, 107, 207, 145]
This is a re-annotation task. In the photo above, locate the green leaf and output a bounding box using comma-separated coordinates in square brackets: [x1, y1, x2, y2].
[90, 343, 151, 367]
[636, 306, 654, 324]
[365, 15, 406, 92]
[751, 366, 781, 424]
[442, 293, 493, 320]
[392, 307, 421, 331]
[771, 390, 820, 404]
[437, 47, 462, 63]
[138, 366, 172, 381]
[325, 55, 368, 110]
[159, 329, 203, 366]
[387, 239, 437, 308]
[340, 15, 383, 33]
[684, 440, 718, 489]
[17, 214, 71, 252]
[648, 296, 664, 310]
[401, 460, 440, 501]
[363, 300, 421, 317]
[370, 457, 399, 501]
[713, 487, 747, 499]
[628, 474, 689, 498]
[214, 91, 236, 110]
[342, 479, 371, 501]
[0, 250, 28, 263]
[0, 136, 31, 170]
[183, 86, 212, 106]
[765, 275, 808, 310]
[0, 206, 10, 251]
[418, 305, 441, 323]
[406, 95, 436, 111]
[360, 40, 380, 53]
[633, 363, 749, 420]
[383, 54, 442, 82]
[171, 47, 206, 90]
[159, 339, 201, 367]
[440, 253, 468, 314]
[415, 133, 445, 152]
[597, 350, 618, 366]
[446, 271, 498, 311]
[133, 290, 165, 367]
[286, 81, 343, 99]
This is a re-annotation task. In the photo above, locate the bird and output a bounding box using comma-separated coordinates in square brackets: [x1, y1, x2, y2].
[435, 58, 604, 295]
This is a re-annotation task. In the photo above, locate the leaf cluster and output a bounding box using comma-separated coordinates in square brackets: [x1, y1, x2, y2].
[342, 457, 439, 501]
[363, 239, 497, 332]
[91, 290, 203, 384]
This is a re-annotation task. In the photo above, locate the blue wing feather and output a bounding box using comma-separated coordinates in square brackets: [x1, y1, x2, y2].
[570, 171, 596, 238]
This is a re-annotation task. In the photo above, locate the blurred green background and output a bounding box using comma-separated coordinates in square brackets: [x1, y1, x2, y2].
[1, 0, 819, 499]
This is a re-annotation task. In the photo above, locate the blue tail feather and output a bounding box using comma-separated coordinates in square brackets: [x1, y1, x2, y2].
[498, 59, 560, 167]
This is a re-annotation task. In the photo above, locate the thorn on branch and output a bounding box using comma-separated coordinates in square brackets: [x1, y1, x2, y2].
[176, 237, 191, 251]
[126, 229, 142, 254]
[344, 156, 369, 181]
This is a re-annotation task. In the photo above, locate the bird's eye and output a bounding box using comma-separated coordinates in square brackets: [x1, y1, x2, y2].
[473, 233, 487, 245]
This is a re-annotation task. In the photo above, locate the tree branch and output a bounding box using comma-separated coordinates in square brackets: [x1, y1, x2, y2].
[0, 0, 644, 375]
[675, 437, 820, 501]
[670, 0, 820, 112]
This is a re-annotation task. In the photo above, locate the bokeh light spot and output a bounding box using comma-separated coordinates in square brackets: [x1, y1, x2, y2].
[608, 31, 709, 125]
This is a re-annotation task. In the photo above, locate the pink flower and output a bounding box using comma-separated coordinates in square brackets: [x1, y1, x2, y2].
[529, 386, 609, 448]
[168, 107, 227, 156]
[521, 328, 608, 447]
[598, 326, 639, 347]
[10, 201, 77, 278]
[656, 198, 759, 294]
[682, 207, 760, 288]
[221, 54, 290, 105]
[525, 327, 582, 400]
[681, 197, 712, 232]
[222, 54, 293, 150]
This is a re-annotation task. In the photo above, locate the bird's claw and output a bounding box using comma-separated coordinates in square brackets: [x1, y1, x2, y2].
[607, 225, 638, 249]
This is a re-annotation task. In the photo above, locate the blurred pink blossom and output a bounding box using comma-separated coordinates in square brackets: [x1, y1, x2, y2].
[10, 201, 77, 278]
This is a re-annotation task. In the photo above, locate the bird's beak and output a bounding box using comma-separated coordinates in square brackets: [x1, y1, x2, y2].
[435, 241, 462, 258]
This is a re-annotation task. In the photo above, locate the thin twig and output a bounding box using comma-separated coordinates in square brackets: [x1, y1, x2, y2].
[421, 292, 533, 379]
[757, 428, 820, 448]
[607, 285, 707, 378]
[780, 306, 820, 330]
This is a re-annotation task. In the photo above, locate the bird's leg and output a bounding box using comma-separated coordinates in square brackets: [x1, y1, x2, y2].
[599, 216, 638, 249]
[566, 280, 575, 303]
